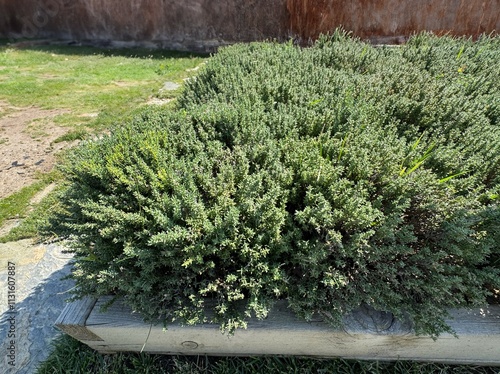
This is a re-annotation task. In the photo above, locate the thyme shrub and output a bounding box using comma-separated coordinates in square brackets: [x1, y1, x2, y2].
[54, 31, 499, 337]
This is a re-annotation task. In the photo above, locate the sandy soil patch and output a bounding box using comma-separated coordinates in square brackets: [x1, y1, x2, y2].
[146, 97, 174, 106]
[0, 239, 46, 268]
[0, 101, 72, 198]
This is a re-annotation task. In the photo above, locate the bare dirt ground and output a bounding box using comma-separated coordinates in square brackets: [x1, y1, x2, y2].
[0, 100, 71, 198]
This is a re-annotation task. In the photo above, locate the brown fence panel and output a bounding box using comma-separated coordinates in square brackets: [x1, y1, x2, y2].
[288, 0, 500, 44]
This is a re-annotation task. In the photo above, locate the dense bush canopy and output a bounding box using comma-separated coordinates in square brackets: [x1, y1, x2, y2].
[53, 31, 500, 337]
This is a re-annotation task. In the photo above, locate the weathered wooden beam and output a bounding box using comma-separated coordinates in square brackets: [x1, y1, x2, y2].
[56, 297, 500, 365]
[55, 297, 103, 342]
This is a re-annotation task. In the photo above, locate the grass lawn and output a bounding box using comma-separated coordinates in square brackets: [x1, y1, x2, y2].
[0, 43, 205, 131]
[0, 43, 205, 241]
[0, 170, 61, 242]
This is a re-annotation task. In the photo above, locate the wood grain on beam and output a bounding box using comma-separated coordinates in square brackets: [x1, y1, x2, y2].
[57, 297, 500, 365]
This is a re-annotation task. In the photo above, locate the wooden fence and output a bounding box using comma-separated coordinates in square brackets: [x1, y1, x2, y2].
[1, 0, 498, 50]
[56, 297, 500, 365]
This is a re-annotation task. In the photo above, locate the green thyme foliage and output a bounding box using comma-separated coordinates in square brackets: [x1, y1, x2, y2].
[52, 30, 500, 337]
[56, 108, 291, 332]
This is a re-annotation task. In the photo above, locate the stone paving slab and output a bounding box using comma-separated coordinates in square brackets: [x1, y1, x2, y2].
[0, 240, 73, 374]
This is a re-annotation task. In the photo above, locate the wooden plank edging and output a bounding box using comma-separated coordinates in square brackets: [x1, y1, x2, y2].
[55, 297, 500, 365]
[55, 297, 103, 342]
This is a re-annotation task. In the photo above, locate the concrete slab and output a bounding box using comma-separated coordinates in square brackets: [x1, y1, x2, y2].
[0, 240, 73, 374]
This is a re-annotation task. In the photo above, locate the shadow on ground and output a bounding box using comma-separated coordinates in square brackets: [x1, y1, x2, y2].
[0, 242, 74, 374]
